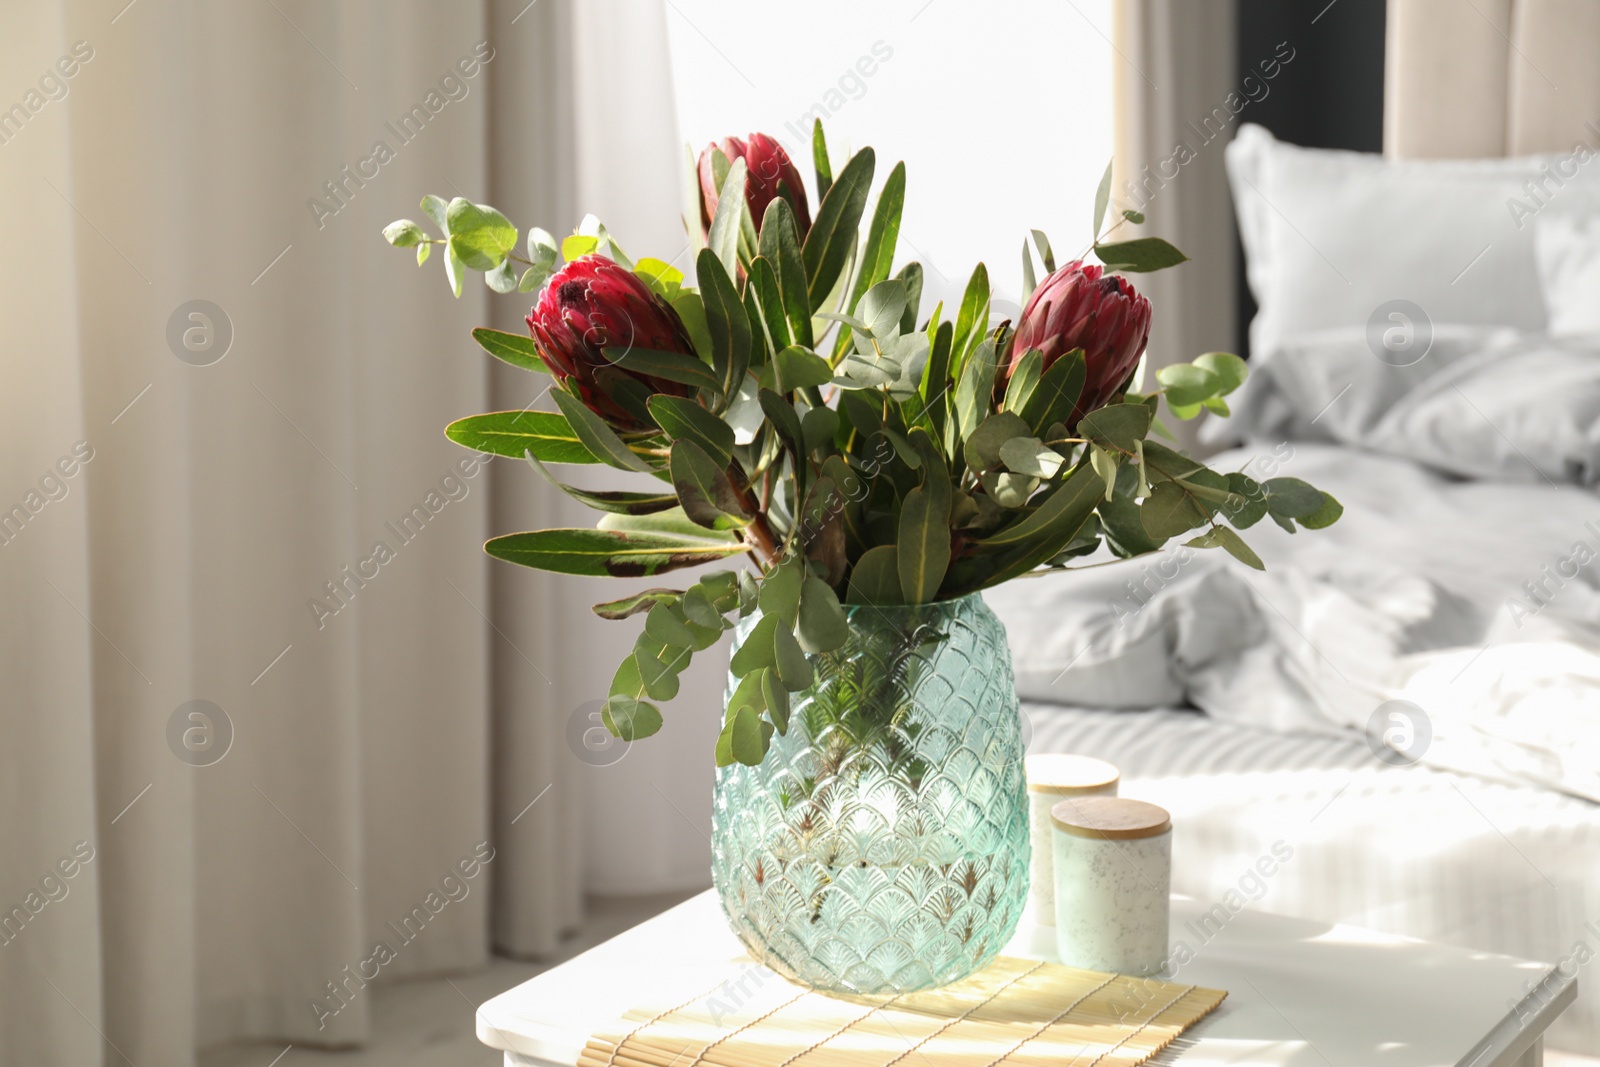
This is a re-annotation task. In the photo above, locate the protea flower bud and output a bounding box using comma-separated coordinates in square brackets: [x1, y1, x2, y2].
[527, 255, 695, 431]
[697, 133, 811, 238]
[1002, 261, 1152, 426]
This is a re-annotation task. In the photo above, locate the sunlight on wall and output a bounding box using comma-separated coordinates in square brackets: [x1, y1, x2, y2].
[664, 0, 1114, 321]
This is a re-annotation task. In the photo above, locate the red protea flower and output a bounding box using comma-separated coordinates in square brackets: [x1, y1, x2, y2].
[527, 255, 695, 431]
[697, 133, 811, 238]
[1001, 260, 1152, 426]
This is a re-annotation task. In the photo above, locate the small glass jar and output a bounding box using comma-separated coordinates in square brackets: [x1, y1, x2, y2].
[1051, 796, 1171, 976]
[1024, 754, 1118, 926]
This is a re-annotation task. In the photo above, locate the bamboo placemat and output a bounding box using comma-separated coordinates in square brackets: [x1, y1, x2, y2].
[578, 955, 1226, 1067]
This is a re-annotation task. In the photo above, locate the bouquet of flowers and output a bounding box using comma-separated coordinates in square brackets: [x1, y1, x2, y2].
[383, 124, 1340, 767]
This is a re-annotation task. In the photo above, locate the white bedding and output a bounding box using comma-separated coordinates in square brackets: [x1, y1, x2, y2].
[986, 440, 1600, 802]
[1023, 702, 1600, 1053]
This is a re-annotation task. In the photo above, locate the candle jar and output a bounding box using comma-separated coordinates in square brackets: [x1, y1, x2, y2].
[1050, 796, 1171, 976]
[1024, 754, 1118, 926]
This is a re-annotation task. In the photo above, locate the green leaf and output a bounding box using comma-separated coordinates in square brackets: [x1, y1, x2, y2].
[647, 395, 734, 467]
[383, 219, 425, 247]
[772, 345, 833, 391]
[846, 544, 902, 606]
[954, 336, 999, 441]
[1088, 444, 1119, 500]
[857, 280, 908, 344]
[834, 161, 906, 356]
[1002, 348, 1043, 414]
[486, 259, 518, 293]
[895, 262, 923, 335]
[1140, 480, 1211, 540]
[1122, 209, 1145, 224]
[417, 243, 432, 266]
[1157, 363, 1222, 408]
[964, 411, 1031, 473]
[1186, 525, 1265, 570]
[472, 328, 550, 375]
[645, 602, 698, 647]
[748, 257, 791, 355]
[898, 484, 950, 604]
[797, 576, 849, 652]
[757, 556, 804, 626]
[562, 233, 599, 262]
[802, 147, 875, 305]
[1021, 350, 1085, 436]
[762, 670, 790, 734]
[976, 463, 1104, 549]
[524, 450, 677, 515]
[551, 389, 653, 473]
[1031, 229, 1056, 274]
[1093, 157, 1114, 237]
[772, 622, 812, 690]
[999, 436, 1065, 479]
[920, 320, 954, 438]
[1079, 402, 1153, 452]
[801, 405, 838, 455]
[1299, 492, 1344, 530]
[729, 614, 779, 676]
[603, 347, 723, 394]
[602, 697, 661, 742]
[759, 389, 805, 464]
[486, 528, 743, 577]
[1221, 472, 1268, 529]
[446, 198, 518, 269]
[634, 257, 684, 299]
[1021, 237, 1037, 305]
[673, 291, 714, 363]
[1099, 491, 1165, 558]
[707, 156, 747, 279]
[670, 439, 751, 531]
[727, 704, 765, 766]
[445, 410, 597, 464]
[421, 195, 449, 232]
[1195, 352, 1248, 395]
[1264, 477, 1325, 520]
[444, 241, 465, 297]
[757, 198, 813, 349]
[1094, 237, 1189, 273]
[697, 249, 751, 398]
[633, 639, 683, 701]
[592, 588, 683, 620]
[811, 118, 833, 200]
[950, 263, 990, 369]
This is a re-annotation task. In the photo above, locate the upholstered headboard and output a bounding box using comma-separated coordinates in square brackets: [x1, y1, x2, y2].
[1385, 0, 1600, 158]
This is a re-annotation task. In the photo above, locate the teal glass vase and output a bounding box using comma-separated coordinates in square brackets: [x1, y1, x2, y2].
[710, 591, 1030, 994]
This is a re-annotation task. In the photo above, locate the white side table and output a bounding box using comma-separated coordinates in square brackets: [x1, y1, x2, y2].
[477, 891, 1575, 1066]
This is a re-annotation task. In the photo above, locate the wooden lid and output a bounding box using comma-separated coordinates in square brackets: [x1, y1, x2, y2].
[1025, 754, 1119, 795]
[1051, 796, 1171, 840]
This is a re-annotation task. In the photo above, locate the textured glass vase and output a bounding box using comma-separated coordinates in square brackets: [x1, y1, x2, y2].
[710, 591, 1030, 994]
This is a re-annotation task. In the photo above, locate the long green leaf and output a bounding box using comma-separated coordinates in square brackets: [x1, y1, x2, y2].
[707, 156, 747, 279]
[445, 410, 598, 464]
[697, 249, 751, 398]
[897, 483, 950, 605]
[603, 347, 723, 394]
[669, 439, 750, 531]
[846, 544, 901, 606]
[832, 161, 906, 359]
[485, 528, 743, 576]
[471, 328, 549, 374]
[758, 199, 813, 348]
[524, 450, 677, 515]
[647, 395, 734, 467]
[802, 147, 875, 305]
[811, 118, 832, 201]
[950, 263, 990, 373]
[551, 389, 653, 473]
[1021, 350, 1085, 436]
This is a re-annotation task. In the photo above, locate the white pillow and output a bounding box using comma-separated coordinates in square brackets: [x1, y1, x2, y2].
[1535, 214, 1600, 336]
[1227, 124, 1600, 358]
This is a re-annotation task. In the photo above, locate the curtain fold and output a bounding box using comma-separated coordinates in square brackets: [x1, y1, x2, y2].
[0, 2, 686, 1063]
[1111, 0, 1238, 448]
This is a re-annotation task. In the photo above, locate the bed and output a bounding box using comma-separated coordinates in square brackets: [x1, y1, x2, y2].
[990, 3, 1600, 1055]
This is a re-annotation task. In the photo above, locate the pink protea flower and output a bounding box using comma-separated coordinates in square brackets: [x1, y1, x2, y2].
[1001, 260, 1152, 426]
[527, 255, 695, 431]
[697, 133, 811, 238]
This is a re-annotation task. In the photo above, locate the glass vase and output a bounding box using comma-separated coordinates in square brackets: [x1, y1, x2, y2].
[710, 591, 1030, 994]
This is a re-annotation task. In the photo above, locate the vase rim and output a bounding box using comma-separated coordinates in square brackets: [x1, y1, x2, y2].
[837, 590, 986, 618]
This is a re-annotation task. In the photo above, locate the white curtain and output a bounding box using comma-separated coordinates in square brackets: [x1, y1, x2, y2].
[0, 2, 699, 1063]
[1112, 0, 1239, 449]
